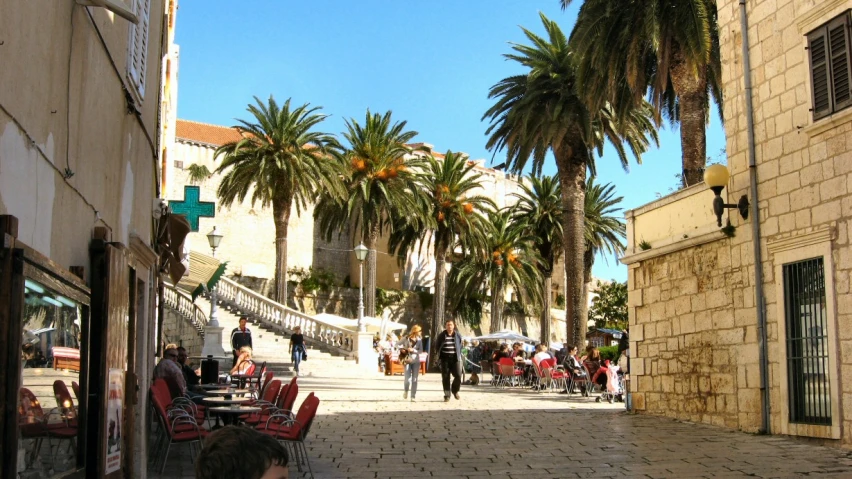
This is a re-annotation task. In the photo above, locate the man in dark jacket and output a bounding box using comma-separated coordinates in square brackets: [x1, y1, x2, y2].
[435, 319, 463, 402]
[230, 316, 253, 366]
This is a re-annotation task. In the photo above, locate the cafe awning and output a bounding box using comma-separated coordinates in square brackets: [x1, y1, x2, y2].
[175, 250, 228, 301]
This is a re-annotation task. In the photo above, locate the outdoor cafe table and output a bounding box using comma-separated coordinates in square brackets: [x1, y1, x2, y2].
[208, 406, 262, 426]
[203, 397, 253, 427]
[203, 389, 250, 397]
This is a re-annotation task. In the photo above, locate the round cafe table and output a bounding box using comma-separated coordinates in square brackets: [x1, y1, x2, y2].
[208, 406, 262, 426]
[203, 389, 250, 397]
[203, 397, 252, 427]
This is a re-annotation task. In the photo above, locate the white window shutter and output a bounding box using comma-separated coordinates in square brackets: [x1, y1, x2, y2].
[127, 0, 151, 100]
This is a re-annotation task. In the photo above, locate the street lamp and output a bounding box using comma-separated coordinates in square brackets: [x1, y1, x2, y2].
[704, 164, 749, 227]
[354, 243, 369, 332]
[206, 226, 223, 327]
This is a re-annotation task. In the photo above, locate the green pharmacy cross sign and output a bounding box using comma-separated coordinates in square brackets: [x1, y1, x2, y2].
[170, 186, 215, 232]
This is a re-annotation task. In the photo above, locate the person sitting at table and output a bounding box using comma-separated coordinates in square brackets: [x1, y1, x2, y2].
[195, 425, 289, 479]
[533, 344, 552, 363]
[230, 346, 255, 375]
[582, 347, 608, 389]
[176, 347, 201, 389]
[510, 342, 526, 362]
[491, 343, 510, 361]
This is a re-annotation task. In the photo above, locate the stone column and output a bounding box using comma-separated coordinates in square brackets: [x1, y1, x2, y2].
[355, 331, 378, 372]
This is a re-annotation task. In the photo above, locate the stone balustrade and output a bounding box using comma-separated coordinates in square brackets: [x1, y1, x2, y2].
[217, 277, 356, 356]
[163, 282, 208, 334]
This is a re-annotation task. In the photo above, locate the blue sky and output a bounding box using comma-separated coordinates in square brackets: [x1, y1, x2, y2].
[174, 0, 726, 282]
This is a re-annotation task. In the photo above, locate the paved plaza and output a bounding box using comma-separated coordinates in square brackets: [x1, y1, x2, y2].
[155, 372, 852, 478]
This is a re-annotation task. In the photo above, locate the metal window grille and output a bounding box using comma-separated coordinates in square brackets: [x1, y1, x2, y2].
[783, 257, 831, 425]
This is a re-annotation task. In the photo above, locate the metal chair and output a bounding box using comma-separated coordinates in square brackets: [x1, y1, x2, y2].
[259, 392, 320, 478]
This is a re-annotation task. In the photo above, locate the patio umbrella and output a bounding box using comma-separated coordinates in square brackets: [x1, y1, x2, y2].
[470, 329, 538, 343]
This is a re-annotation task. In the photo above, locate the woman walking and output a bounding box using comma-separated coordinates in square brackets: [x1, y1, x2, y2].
[399, 325, 423, 401]
[289, 326, 306, 377]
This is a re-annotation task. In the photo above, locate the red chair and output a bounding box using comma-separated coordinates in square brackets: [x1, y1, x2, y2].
[150, 384, 207, 473]
[258, 371, 274, 399]
[258, 392, 320, 477]
[71, 381, 81, 401]
[541, 358, 567, 392]
[19, 388, 50, 467]
[242, 379, 282, 425]
[497, 358, 523, 388]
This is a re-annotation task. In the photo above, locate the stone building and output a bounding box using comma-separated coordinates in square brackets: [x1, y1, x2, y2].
[0, 0, 175, 476]
[623, 0, 852, 445]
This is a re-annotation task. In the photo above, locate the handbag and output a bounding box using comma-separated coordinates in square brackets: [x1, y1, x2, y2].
[398, 349, 415, 365]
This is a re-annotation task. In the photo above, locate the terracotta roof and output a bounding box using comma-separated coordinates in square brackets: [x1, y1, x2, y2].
[176, 119, 243, 147]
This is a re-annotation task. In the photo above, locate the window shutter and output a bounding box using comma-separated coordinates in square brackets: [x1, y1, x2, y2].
[827, 13, 852, 112]
[808, 26, 832, 120]
[127, 0, 151, 100]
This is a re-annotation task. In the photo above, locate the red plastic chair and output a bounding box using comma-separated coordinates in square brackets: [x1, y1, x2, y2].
[71, 381, 81, 401]
[497, 358, 523, 388]
[150, 384, 207, 473]
[242, 379, 282, 425]
[258, 392, 320, 477]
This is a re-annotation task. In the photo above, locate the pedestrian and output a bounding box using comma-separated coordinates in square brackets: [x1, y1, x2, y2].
[230, 316, 253, 367]
[398, 325, 423, 401]
[289, 326, 306, 377]
[195, 425, 289, 479]
[435, 319, 463, 402]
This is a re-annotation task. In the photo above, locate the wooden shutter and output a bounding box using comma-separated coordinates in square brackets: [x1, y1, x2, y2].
[808, 26, 832, 120]
[828, 13, 852, 112]
[127, 0, 151, 100]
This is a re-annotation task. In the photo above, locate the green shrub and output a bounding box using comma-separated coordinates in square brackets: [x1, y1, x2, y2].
[598, 345, 618, 361]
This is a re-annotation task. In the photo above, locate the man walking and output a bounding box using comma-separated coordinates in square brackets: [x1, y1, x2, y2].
[231, 316, 253, 367]
[435, 319, 463, 402]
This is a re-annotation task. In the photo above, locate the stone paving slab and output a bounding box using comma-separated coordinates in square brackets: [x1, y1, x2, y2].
[153, 372, 852, 478]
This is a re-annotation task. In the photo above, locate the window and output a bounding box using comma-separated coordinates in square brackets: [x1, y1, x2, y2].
[127, 0, 151, 101]
[782, 258, 830, 425]
[807, 11, 852, 120]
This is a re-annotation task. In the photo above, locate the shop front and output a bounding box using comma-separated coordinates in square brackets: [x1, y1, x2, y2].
[1, 216, 158, 478]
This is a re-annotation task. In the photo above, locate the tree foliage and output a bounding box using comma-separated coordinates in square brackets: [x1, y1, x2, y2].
[588, 280, 628, 331]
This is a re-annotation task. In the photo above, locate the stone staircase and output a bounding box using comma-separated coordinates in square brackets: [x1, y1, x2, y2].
[192, 295, 367, 379]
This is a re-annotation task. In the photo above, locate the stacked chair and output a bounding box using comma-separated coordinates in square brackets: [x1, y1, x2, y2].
[149, 378, 207, 473]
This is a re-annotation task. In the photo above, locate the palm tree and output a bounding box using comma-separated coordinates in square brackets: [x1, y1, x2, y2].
[214, 96, 339, 304]
[389, 151, 495, 362]
[581, 178, 626, 340]
[186, 163, 211, 184]
[314, 110, 424, 317]
[511, 175, 562, 344]
[449, 210, 542, 334]
[483, 13, 657, 348]
[562, 0, 722, 186]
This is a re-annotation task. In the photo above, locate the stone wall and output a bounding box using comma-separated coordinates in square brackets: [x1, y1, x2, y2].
[627, 239, 761, 431]
[162, 308, 204, 361]
[626, 0, 852, 444]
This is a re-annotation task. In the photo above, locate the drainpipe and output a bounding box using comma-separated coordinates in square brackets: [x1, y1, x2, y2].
[739, 0, 770, 434]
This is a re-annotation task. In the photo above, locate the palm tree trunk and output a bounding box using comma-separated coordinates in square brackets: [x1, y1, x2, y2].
[670, 47, 708, 187]
[582, 247, 594, 337]
[431, 238, 448, 367]
[272, 197, 292, 305]
[556, 144, 587, 349]
[490, 276, 504, 334]
[365, 224, 380, 318]
[540, 273, 552, 344]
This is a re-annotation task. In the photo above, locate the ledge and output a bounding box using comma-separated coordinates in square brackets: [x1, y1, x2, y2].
[796, 1, 849, 34]
[620, 228, 728, 265]
[802, 107, 852, 138]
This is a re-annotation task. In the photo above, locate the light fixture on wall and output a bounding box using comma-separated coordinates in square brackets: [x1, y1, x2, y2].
[704, 164, 749, 227]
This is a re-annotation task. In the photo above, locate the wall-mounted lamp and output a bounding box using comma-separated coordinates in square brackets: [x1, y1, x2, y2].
[704, 164, 749, 227]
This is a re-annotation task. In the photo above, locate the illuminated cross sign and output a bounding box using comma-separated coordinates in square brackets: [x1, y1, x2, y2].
[170, 186, 215, 232]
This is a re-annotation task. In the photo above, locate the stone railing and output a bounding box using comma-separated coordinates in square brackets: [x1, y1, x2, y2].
[216, 277, 357, 357]
[163, 282, 208, 334]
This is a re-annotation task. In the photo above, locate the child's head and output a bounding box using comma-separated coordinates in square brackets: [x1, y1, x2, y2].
[196, 426, 289, 479]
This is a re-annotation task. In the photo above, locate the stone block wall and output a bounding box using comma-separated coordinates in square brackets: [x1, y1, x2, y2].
[162, 307, 204, 361]
[628, 239, 763, 431]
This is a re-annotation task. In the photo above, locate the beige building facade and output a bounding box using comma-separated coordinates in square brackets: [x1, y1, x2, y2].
[624, 0, 852, 445]
[1, 0, 174, 476]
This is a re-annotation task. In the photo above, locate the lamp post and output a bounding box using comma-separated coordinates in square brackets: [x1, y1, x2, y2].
[354, 243, 369, 332]
[206, 226, 223, 327]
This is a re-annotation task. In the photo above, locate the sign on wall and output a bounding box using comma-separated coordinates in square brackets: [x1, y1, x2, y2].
[170, 186, 215, 232]
[105, 369, 124, 474]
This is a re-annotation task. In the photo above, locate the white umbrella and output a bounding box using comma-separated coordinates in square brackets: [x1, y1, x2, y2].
[470, 329, 538, 343]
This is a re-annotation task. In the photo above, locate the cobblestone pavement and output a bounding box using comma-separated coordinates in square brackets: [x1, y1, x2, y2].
[154, 372, 852, 478]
